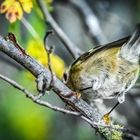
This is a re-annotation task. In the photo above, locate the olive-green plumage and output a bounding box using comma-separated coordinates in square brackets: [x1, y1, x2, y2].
[65, 27, 140, 104]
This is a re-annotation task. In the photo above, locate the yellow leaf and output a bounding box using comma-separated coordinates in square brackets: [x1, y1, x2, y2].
[0, 0, 33, 23]
[0, 0, 14, 13]
[19, 0, 33, 13]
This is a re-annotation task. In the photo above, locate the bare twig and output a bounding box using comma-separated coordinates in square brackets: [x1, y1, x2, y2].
[69, 0, 107, 45]
[0, 74, 123, 131]
[37, 0, 83, 59]
[44, 31, 54, 89]
[0, 73, 80, 116]
[0, 35, 140, 139]
[0, 34, 101, 122]
[0, 73, 139, 138]
[21, 17, 40, 40]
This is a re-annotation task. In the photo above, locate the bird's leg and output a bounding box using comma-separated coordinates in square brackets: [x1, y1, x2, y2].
[104, 102, 120, 118]
[102, 92, 125, 124]
[102, 102, 120, 125]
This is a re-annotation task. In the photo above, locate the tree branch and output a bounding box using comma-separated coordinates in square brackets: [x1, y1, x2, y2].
[1, 72, 137, 138]
[69, 0, 107, 45]
[0, 34, 100, 122]
[0, 34, 139, 139]
[0, 73, 80, 116]
[37, 0, 83, 59]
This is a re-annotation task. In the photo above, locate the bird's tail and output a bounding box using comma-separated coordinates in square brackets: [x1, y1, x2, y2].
[120, 24, 140, 63]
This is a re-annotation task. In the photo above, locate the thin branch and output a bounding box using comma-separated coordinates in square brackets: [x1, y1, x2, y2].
[0, 34, 101, 122]
[37, 0, 83, 59]
[0, 73, 80, 116]
[44, 31, 54, 89]
[21, 17, 41, 40]
[69, 0, 107, 45]
[0, 35, 139, 139]
[1, 73, 139, 139]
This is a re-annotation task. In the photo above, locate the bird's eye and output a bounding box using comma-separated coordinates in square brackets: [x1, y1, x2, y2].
[63, 72, 68, 83]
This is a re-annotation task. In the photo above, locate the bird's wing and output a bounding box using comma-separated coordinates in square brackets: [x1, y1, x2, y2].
[72, 36, 130, 66]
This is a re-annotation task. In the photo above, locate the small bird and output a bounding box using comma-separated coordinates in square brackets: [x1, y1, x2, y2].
[64, 25, 140, 116]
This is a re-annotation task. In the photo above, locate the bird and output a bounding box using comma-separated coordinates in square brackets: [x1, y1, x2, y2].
[63, 25, 140, 117]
